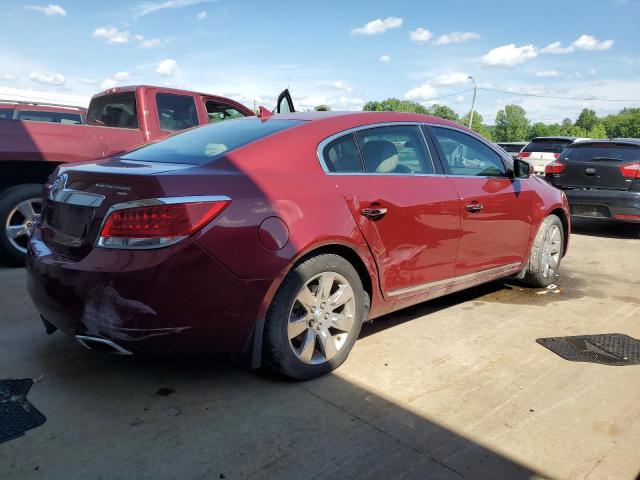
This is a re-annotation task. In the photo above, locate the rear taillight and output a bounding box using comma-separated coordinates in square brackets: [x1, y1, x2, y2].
[97, 197, 230, 249]
[545, 160, 566, 175]
[518, 152, 531, 158]
[619, 163, 640, 179]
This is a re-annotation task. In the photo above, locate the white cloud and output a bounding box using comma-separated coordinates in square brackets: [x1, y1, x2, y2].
[434, 31, 480, 45]
[331, 81, 353, 92]
[455, 95, 465, 103]
[589, 68, 597, 75]
[572, 34, 614, 51]
[351, 17, 403, 36]
[139, 38, 164, 49]
[77, 78, 96, 85]
[431, 72, 470, 86]
[541, 41, 574, 54]
[379, 54, 391, 63]
[134, 0, 215, 17]
[2, 74, 16, 81]
[405, 83, 438, 100]
[409, 27, 432, 44]
[481, 44, 538, 67]
[29, 71, 65, 85]
[26, 4, 66, 16]
[113, 71, 131, 81]
[93, 27, 136, 44]
[196, 10, 207, 19]
[101, 78, 118, 89]
[536, 70, 560, 77]
[156, 59, 178, 76]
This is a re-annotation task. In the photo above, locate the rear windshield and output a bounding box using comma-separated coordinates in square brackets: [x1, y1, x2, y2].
[522, 139, 573, 153]
[562, 144, 640, 162]
[119, 118, 302, 165]
[498, 144, 525, 153]
[86, 92, 138, 129]
[17, 110, 83, 124]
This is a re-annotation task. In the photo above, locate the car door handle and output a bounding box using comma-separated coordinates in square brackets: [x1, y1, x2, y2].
[465, 203, 484, 213]
[361, 207, 388, 220]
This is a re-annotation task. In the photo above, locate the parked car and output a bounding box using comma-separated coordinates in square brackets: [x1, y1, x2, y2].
[518, 136, 590, 175]
[496, 141, 527, 159]
[0, 101, 86, 124]
[26, 111, 570, 379]
[544, 139, 640, 222]
[0, 85, 294, 264]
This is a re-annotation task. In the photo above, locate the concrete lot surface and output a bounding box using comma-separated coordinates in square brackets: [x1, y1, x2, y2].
[1, 219, 640, 480]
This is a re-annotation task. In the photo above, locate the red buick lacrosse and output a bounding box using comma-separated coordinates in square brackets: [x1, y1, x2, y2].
[27, 111, 570, 379]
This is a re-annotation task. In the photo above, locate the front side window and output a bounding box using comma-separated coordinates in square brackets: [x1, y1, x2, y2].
[432, 127, 506, 177]
[356, 125, 434, 174]
[323, 134, 363, 173]
[206, 101, 247, 124]
[157, 93, 198, 132]
[86, 92, 138, 128]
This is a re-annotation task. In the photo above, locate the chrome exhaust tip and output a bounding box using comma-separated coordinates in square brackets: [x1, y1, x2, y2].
[75, 335, 133, 355]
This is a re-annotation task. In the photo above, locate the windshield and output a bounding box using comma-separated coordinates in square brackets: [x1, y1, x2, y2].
[498, 144, 525, 153]
[523, 139, 573, 153]
[562, 144, 640, 162]
[119, 118, 303, 165]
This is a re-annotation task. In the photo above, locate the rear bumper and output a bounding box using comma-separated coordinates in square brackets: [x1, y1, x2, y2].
[564, 189, 640, 222]
[26, 228, 272, 355]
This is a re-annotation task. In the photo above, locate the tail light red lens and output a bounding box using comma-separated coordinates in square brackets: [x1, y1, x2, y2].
[545, 160, 566, 175]
[619, 163, 640, 179]
[518, 152, 531, 158]
[98, 198, 230, 249]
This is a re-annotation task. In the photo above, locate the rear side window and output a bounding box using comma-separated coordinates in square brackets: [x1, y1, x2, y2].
[86, 92, 138, 128]
[323, 134, 363, 173]
[523, 139, 573, 153]
[206, 101, 247, 124]
[17, 110, 82, 124]
[432, 127, 507, 177]
[120, 118, 302, 165]
[157, 93, 198, 131]
[562, 144, 640, 162]
[0, 108, 15, 120]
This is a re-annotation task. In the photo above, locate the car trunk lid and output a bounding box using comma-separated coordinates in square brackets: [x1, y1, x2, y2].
[553, 142, 640, 191]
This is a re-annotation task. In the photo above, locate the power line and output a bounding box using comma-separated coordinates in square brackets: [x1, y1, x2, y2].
[478, 87, 640, 102]
[427, 88, 474, 101]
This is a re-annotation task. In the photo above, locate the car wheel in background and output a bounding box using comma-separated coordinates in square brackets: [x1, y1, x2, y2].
[0, 184, 43, 266]
[523, 214, 564, 288]
[263, 254, 365, 380]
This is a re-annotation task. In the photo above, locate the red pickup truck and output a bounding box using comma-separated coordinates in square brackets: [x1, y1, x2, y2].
[0, 101, 86, 124]
[0, 85, 294, 264]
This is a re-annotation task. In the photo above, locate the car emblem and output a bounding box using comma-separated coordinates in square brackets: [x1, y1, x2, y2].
[48, 173, 68, 201]
[584, 167, 596, 175]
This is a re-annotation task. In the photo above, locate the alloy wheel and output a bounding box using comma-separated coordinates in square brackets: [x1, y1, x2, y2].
[540, 224, 562, 278]
[5, 198, 41, 254]
[287, 271, 356, 365]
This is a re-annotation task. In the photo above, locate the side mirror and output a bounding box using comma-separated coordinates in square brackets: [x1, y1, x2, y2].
[513, 158, 532, 179]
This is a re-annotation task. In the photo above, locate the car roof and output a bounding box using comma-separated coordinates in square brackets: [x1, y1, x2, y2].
[567, 139, 640, 147]
[273, 110, 469, 130]
[530, 136, 578, 141]
[497, 142, 527, 145]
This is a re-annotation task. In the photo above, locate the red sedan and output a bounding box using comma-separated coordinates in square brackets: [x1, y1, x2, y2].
[26, 112, 570, 379]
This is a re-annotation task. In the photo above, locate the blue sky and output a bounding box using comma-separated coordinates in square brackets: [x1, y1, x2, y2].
[1, 0, 639, 123]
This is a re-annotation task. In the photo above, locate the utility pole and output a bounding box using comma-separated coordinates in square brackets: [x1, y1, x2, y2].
[468, 75, 477, 129]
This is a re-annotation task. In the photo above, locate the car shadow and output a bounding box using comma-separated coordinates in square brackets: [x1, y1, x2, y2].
[570, 217, 640, 239]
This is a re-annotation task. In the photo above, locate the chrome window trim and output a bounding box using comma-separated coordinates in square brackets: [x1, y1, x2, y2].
[317, 122, 438, 176]
[388, 262, 522, 297]
[50, 189, 105, 207]
[96, 195, 231, 250]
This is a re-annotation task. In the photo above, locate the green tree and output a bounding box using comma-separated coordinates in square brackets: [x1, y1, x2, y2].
[529, 122, 550, 139]
[461, 111, 492, 140]
[587, 123, 607, 139]
[575, 108, 598, 131]
[314, 104, 331, 111]
[493, 105, 530, 142]
[363, 98, 429, 114]
[602, 108, 640, 138]
[428, 104, 460, 122]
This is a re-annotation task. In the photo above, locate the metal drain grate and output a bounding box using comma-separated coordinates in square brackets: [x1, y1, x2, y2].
[537, 334, 640, 365]
[0, 379, 46, 444]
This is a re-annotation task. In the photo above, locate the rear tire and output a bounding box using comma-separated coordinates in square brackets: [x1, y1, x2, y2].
[0, 184, 43, 267]
[522, 214, 564, 288]
[263, 254, 365, 380]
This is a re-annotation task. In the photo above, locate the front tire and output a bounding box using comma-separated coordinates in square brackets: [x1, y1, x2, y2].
[263, 254, 365, 380]
[0, 184, 43, 266]
[523, 214, 564, 288]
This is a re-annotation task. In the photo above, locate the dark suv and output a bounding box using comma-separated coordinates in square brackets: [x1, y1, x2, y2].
[545, 139, 640, 222]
